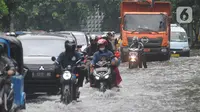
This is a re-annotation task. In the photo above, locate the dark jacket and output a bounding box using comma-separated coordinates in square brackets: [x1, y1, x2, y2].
[106, 40, 114, 53]
[0, 56, 15, 72]
[56, 51, 82, 68]
[86, 43, 98, 56]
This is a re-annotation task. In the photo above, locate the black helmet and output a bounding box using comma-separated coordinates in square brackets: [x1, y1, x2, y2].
[65, 40, 76, 52]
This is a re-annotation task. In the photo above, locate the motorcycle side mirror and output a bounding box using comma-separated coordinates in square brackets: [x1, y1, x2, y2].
[51, 56, 56, 61]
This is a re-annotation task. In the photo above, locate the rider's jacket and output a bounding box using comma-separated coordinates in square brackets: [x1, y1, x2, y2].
[0, 56, 15, 72]
[91, 50, 114, 65]
[56, 51, 82, 68]
[86, 43, 98, 56]
[106, 40, 114, 53]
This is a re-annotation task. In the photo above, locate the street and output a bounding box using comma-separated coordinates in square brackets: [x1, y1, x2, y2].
[23, 51, 200, 112]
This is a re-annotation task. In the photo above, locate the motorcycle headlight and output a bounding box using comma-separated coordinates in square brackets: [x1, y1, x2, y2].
[95, 76, 100, 80]
[183, 46, 190, 51]
[63, 71, 71, 80]
[104, 75, 109, 79]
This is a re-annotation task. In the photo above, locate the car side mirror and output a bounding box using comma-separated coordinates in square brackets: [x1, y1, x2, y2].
[51, 56, 56, 61]
[77, 45, 82, 48]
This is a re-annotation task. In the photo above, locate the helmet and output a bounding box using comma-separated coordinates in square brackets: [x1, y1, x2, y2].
[97, 39, 108, 46]
[90, 34, 98, 42]
[65, 40, 76, 52]
[132, 36, 139, 43]
[97, 39, 108, 51]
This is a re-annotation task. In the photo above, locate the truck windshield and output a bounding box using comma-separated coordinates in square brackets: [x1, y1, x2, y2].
[124, 14, 166, 32]
[171, 32, 188, 42]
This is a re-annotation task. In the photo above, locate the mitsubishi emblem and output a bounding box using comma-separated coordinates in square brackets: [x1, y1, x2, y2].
[39, 66, 44, 70]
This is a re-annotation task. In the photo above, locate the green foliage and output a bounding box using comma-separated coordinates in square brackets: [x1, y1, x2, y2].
[0, 0, 8, 16]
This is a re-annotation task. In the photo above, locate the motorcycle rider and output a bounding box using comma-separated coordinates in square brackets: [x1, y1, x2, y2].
[85, 34, 98, 56]
[102, 32, 115, 53]
[0, 43, 16, 104]
[90, 39, 122, 87]
[131, 37, 147, 68]
[56, 40, 87, 100]
[0, 43, 15, 75]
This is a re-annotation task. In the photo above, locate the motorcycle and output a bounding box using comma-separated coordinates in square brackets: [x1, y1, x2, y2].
[128, 43, 140, 69]
[0, 65, 14, 112]
[51, 56, 84, 105]
[89, 56, 114, 92]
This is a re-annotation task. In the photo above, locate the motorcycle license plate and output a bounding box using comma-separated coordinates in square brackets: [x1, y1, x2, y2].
[95, 67, 107, 71]
[144, 48, 150, 52]
[32, 72, 51, 78]
[171, 54, 180, 57]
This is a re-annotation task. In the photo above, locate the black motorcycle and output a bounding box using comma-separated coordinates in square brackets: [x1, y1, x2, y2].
[0, 65, 14, 112]
[51, 56, 84, 105]
[89, 56, 114, 92]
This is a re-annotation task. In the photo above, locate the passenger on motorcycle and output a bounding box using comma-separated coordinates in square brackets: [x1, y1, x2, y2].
[85, 34, 98, 56]
[131, 37, 147, 68]
[90, 39, 122, 87]
[56, 40, 87, 98]
[0, 43, 15, 76]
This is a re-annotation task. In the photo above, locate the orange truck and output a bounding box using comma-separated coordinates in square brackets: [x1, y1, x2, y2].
[120, 0, 171, 61]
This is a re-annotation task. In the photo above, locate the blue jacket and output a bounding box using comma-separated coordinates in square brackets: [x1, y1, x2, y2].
[91, 50, 114, 65]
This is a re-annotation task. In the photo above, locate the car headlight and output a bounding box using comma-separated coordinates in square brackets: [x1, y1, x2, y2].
[183, 46, 190, 51]
[63, 71, 71, 80]
[161, 48, 167, 52]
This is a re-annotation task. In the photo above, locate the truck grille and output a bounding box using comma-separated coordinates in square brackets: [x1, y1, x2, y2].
[128, 37, 163, 48]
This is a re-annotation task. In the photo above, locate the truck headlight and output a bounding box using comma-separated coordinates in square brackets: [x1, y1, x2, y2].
[183, 47, 190, 51]
[161, 48, 167, 52]
[63, 71, 71, 80]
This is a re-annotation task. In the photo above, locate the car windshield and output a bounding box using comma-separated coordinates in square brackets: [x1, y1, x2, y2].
[73, 34, 87, 45]
[20, 39, 65, 57]
[171, 32, 188, 42]
[124, 14, 166, 32]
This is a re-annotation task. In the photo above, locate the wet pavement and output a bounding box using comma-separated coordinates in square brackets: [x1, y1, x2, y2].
[22, 50, 200, 112]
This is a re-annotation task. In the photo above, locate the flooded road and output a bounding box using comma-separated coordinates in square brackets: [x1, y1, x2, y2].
[23, 55, 200, 112]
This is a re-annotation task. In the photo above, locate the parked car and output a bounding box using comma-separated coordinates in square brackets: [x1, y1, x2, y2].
[170, 24, 190, 57]
[17, 33, 71, 94]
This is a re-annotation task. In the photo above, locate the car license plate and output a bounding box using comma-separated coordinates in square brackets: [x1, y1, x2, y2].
[32, 72, 51, 78]
[171, 54, 180, 57]
[144, 48, 150, 52]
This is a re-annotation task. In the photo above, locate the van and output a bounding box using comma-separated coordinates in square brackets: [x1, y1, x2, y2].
[170, 24, 190, 57]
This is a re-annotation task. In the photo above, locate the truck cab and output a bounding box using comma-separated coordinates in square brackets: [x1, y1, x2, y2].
[120, 0, 171, 61]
